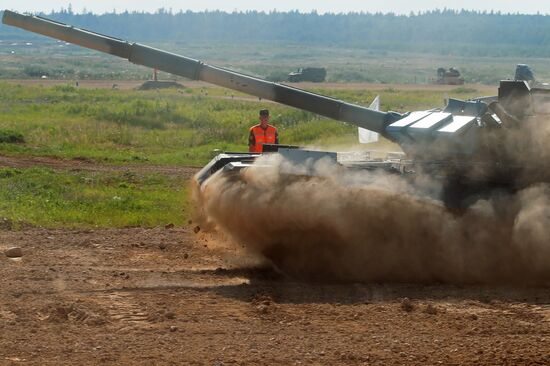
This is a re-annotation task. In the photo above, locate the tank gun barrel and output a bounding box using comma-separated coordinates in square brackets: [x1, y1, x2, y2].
[3, 10, 392, 135]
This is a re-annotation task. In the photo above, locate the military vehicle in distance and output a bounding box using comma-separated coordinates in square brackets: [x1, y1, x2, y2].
[435, 67, 465, 85]
[515, 64, 535, 84]
[5, 10, 550, 208]
[138, 68, 185, 90]
[288, 67, 327, 83]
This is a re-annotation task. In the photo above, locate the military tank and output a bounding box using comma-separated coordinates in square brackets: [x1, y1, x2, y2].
[4, 10, 550, 208]
[288, 67, 327, 83]
[435, 67, 464, 85]
[515, 64, 535, 84]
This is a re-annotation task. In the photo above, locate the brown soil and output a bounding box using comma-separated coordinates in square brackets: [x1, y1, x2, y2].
[0, 155, 548, 365]
[3, 79, 162, 90]
[1, 226, 549, 365]
[0, 155, 200, 179]
[3, 78, 497, 94]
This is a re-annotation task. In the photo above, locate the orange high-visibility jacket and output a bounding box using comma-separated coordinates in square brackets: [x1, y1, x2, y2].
[248, 124, 278, 153]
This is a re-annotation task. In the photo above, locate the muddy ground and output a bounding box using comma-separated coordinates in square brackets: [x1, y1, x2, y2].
[1, 226, 549, 365]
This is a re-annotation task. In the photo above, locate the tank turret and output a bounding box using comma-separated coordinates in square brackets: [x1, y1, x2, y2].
[515, 64, 535, 83]
[288, 67, 327, 82]
[435, 67, 464, 85]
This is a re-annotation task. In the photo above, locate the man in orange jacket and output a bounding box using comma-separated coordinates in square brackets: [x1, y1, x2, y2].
[248, 109, 279, 153]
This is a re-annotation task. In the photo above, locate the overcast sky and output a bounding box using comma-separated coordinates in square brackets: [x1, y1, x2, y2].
[2, 0, 550, 15]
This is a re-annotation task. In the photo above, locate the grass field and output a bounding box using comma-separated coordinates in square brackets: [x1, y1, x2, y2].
[0, 167, 190, 228]
[0, 81, 492, 164]
[3, 39, 550, 84]
[0, 80, 494, 228]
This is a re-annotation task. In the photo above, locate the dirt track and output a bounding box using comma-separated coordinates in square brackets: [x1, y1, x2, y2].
[0, 155, 200, 179]
[2, 78, 497, 93]
[1, 226, 549, 365]
[0, 156, 549, 365]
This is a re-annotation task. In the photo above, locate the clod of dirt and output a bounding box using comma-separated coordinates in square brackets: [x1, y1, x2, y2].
[5, 247, 23, 258]
[193, 226, 201, 234]
[137, 80, 184, 90]
[164, 223, 174, 229]
[400, 298, 415, 312]
[424, 304, 438, 315]
[251, 292, 275, 316]
[0, 218, 14, 230]
[256, 304, 269, 314]
[85, 315, 108, 326]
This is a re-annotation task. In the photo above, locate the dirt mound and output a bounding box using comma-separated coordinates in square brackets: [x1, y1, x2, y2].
[137, 80, 185, 90]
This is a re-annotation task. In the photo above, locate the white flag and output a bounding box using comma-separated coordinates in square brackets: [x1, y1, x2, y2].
[358, 96, 380, 144]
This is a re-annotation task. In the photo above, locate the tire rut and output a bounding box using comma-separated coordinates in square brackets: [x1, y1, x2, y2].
[96, 292, 152, 328]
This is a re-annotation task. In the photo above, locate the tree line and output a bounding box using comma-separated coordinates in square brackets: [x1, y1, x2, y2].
[2, 9, 550, 57]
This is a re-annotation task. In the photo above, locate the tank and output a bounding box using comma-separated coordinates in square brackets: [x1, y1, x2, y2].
[435, 67, 465, 85]
[4, 10, 550, 207]
[288, 67, 327, 82]
[515, 64, 535, 83]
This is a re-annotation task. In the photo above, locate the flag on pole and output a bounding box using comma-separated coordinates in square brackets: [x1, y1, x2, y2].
[358, 96, 380, 144]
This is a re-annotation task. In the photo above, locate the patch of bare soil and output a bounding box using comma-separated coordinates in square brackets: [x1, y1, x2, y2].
[0, 155, 200, 178]
[4, 79, 161, 90]
[3, 79, 222, 90]
[3, 79, 497, 94]
[0, 227, 549, 365]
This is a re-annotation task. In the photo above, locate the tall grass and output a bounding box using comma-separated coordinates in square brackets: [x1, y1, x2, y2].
[0, 82, 491, 165]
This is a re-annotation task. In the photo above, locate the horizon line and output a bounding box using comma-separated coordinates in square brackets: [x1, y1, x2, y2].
[3, 8, 550, 17]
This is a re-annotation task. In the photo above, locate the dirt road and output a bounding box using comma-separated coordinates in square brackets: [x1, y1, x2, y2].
[1, 226, 549, 365]
[0, 155, 548, 365]
[0, 155, 200, 179]
[2, 78, 497, 93]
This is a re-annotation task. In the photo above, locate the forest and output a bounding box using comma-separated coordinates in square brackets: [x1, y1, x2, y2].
[2, 9, 550, 57]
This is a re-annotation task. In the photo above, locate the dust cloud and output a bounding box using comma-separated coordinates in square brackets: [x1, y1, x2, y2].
[195, 154, 550, 286]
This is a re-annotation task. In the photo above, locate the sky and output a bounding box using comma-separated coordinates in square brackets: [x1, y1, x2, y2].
[2, 0, 550, 15]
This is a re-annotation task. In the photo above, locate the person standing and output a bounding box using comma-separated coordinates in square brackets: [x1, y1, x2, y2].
[248, 109, 279, 153]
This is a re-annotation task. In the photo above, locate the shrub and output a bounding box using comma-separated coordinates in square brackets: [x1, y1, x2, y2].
[23, 66, 50, 78]
[0, 130, 25, 144]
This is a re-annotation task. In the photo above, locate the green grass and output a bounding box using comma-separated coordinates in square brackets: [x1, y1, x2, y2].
[0, 81, 497, 228]
[0, 40, 527, 230]
[0, 82, 493, 166]
[0, 167, 190, 228]
[0, 129, 24, 143]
